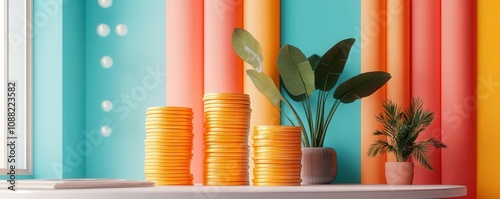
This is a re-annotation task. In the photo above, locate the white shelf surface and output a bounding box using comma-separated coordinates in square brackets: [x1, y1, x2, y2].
[0, 184, 466, 199]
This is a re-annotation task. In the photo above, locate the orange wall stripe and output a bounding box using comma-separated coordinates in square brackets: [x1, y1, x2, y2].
[477, 0, 500, 198]
[166, 0, 204, 183]
[386, 0, 410, 163]
[361, 0, 387, 184]
[204, 0, 244, 93]
[410, 0, 442, 184]
[441, 0, 476, 198]
[243, 0, 281, 183]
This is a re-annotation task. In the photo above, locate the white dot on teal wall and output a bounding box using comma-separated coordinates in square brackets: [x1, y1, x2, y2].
[98, 0, 113, 8]
[100, 56, 113, 68]
[100, 125, 112, 137]
[97, 24, 110, 37]
[101, 100, 113, 112]
[115, 24, 128, 36]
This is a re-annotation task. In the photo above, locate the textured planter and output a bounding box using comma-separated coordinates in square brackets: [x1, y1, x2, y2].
[301, 147, 337, 184]
[385, 162, 414, 185]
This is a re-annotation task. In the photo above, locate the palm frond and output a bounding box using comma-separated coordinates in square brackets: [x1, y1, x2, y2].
[367, 140, 394, 157]
[370, 97, 444, 170]
[413, 143, 433, 170]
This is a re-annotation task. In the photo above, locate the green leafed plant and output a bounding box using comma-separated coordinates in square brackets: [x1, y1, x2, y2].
[367, 98, 447, 170]
[232, 28, 392, 147]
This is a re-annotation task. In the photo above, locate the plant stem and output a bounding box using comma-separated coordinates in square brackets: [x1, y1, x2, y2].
[320, 99, 341, 146]
[305, 97, 315, 146]
[279, 109, 296, 126]
[317, 90, 331, 146]
[314, 91, 324, 147]
[301, 100, 314, 146]
[282, 99, 310, 147]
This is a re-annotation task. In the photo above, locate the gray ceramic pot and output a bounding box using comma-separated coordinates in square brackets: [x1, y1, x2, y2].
[385, 162, 414, 185]
[301, 147, 337, 184]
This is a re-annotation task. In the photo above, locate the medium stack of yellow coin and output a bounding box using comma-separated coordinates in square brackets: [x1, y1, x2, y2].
[144, 106, 194, 186]
[253, 126, 302, 186]
[203, 93, 251, 186]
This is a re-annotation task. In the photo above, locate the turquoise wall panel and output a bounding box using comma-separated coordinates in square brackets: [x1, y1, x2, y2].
[32, 0, 64, 179]
[62, 0, 86, 178]
[281, 0, 361, 183]
[85, 0, 166, 180]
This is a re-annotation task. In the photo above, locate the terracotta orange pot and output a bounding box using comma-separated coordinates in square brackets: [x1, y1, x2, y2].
[385, 162, 414, 185]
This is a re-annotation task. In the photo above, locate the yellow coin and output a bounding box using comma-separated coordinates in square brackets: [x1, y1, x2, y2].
[144, 159, 191, 164]
[204, 135, 248, 139]
[253, 159, 301, 163]
[253, 151, 302, 155]
[204, 157, 248, 161]
[146, 129, 193, 133]
[203, 93, 249, 98]
[252, 179, 301, 183]
[252, 182, 300, 186]
[252, 143, 301, 147]
[203, 181, 249, 186]
[145, 173, 193, 178]
[253, 168, 301, 173]
[144, 147, 192, 152]
[146, 112, 193, 117]
[204, 148, 248, 153]
[253, 146, 302, 150]
[203, 132, 248, 136]
[254, 164, 302, 169]
[204, 104, 250, 109]
[144, 163, 191, 167]
[204, 152, 248, 156]
[254, 126, 301, 130]
[146, 121, 192, 126]
[145, 157, 192, 161]
[144, 169, 191, 174]
[204, 99, 251, 104]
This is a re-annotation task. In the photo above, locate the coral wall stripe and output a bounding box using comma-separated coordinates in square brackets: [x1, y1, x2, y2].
[243, 0, 281, 183]
[441, 0, 476, 198]
[386, 0, 410, 163]
[410, 0, 442, 184]
[476, 0, 500, 199]
[361, 0, 387, 184]
[204, 0, 243, 93]
[166, 0, 204, 183]
[477, 0, 500, 198]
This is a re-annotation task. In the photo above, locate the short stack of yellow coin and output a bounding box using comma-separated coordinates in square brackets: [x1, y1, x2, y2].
[253, 126, 302, 186]
[144, 106, 194, 186]
[203, 93, 251, 186]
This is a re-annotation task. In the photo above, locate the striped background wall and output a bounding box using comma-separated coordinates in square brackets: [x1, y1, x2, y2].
[24, 0, 496, 198]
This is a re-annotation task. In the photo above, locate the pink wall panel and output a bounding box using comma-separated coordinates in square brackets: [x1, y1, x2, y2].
[410, 0, 442, 184]
[204, 0, 244, 93]
[166, 0, 205, 183]
[441, 0, 476, 198]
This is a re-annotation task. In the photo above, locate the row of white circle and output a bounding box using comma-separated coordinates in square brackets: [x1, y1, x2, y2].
[99, 0, 115, 137]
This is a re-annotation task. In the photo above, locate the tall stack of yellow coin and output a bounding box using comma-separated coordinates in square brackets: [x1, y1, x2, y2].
[203, 93, 251, 186]
[253, 126, 302, 186]
[144, 106, 194, 186]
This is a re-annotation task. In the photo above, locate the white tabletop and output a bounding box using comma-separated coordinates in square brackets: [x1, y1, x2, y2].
[0, 184, 466, 199]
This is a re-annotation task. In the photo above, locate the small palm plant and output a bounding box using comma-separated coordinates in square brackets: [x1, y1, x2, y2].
[367, 98, 447, 170]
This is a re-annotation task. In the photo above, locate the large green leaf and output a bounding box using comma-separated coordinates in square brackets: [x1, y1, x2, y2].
[246, 69, 284, 106]
[315, 38, 356, 91]
[333, 71, 391, 103]
[308, 54, 321, 71]
[232, 28, 263, 71]
[277, 45, 315, 97]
